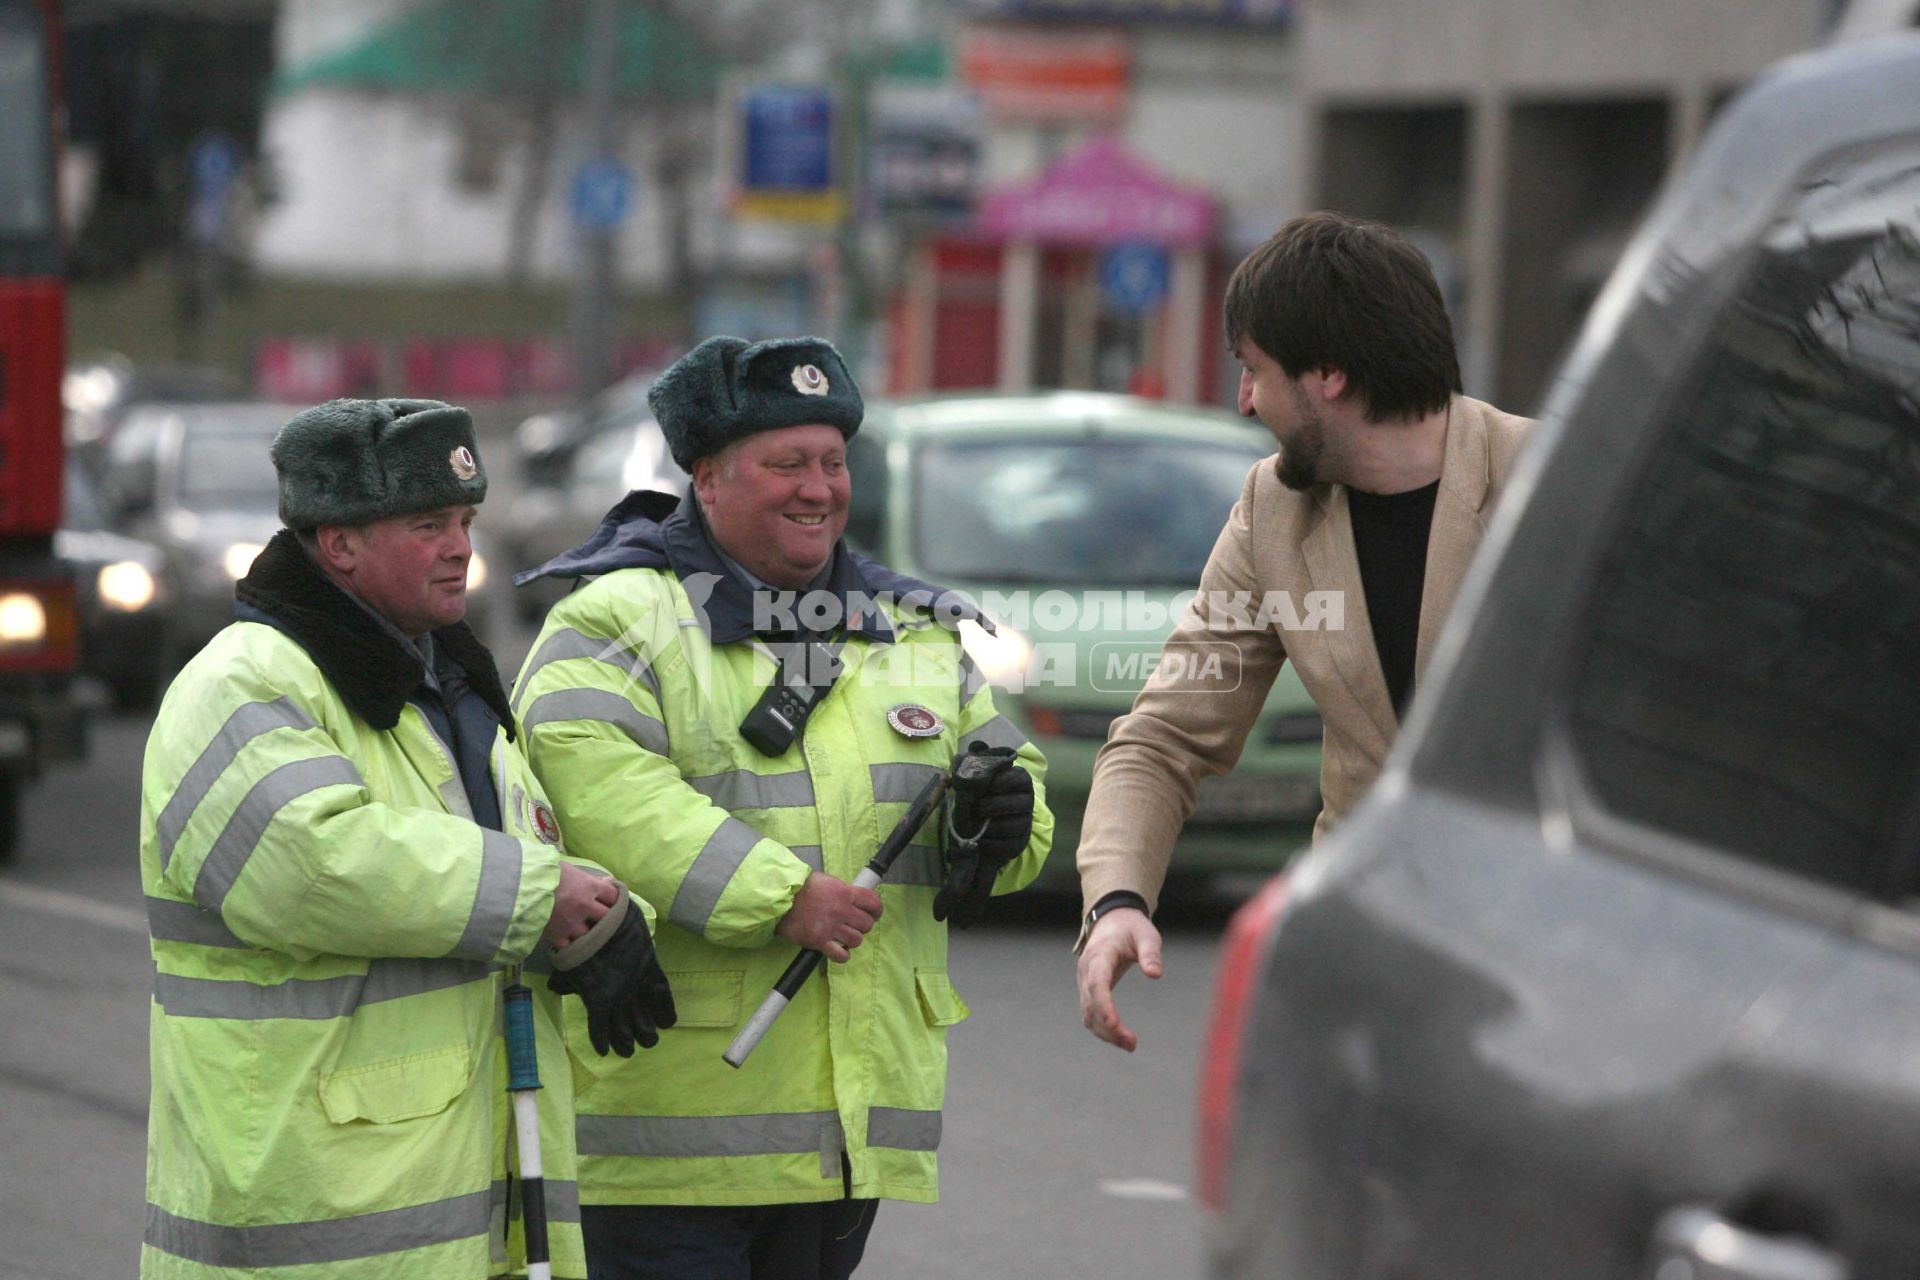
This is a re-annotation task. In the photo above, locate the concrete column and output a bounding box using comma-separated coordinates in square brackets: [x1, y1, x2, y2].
[998, 241, 1039, 391]
[903, 243, 938, 394]
[1461, 90, 1508, 402]
[1065, 256, 1098, 389]
[1165, 246, 1207, 403]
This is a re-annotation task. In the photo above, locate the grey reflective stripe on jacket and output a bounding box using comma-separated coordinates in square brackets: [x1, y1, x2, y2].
[685, 768, 816, 811]
[517, 627, 662, 708]
[191, 755, 364, 910]
[575, 1107, 942, 1158]
[157, 697, 319, 871]
[668, 817, 772, 935]
[521, 686, 671, 756]
[153, 957, 491, 1020]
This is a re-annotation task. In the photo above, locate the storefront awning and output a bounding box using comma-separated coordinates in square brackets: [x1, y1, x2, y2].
[977, 137, 1218, 248]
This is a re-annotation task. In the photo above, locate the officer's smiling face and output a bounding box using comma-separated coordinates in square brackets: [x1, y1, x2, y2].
[695, 424, 850, 590]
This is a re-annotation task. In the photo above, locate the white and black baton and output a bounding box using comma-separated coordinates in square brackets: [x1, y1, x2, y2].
[502, 967, 552, 1280]
[724, 769, 952, 1068]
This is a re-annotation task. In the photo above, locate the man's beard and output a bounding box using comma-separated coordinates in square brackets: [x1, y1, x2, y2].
[1274, 389, 1326, 491]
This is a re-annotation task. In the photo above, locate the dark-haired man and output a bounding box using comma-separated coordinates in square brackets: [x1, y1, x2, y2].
[1074, 212, 1534, 1051]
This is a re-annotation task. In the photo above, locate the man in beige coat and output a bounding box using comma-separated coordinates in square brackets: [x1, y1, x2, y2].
[1075, 212, 1533, 1050]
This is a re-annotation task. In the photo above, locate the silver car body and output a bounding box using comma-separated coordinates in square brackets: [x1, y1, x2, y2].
[1211, 31, 1920, 1280]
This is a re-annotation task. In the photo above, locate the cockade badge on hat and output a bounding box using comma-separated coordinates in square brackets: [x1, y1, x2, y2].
[450, 445, 478, 480]
[791, 364, 829, 396]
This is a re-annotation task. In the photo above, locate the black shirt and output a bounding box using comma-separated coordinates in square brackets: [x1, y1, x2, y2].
[1346, 480, 1439, 719]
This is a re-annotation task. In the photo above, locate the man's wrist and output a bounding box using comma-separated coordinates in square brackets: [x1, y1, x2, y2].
[1073, 890, 1150, 955]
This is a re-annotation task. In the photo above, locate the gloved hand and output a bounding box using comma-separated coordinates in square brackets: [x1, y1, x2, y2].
[546, 892, 677, 1056]
[933, 743, 1034, 929]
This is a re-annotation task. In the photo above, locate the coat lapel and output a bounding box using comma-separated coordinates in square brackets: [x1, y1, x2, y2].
[1302, 483, 1398, 746]
[1415, 397, 1493, 682]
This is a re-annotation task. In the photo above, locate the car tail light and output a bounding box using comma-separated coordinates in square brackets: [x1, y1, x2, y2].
[0, 577, 77, 674]
[1195, 871, 1291, 1214]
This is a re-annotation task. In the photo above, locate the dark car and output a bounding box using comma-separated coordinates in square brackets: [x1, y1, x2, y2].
[499, 412, 686, 624]
[56, 459, 168, 707]
[1200, 30, 1920, 1280]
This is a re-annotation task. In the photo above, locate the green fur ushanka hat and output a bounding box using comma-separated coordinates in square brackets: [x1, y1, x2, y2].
[271, 398, 488, 529]
[647, 335, 863, 471]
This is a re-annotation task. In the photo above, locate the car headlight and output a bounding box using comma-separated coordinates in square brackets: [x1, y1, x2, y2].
[98, 561, 158, 612]
[467, 552, 488, 592]
[958, 618, 1032, 692]
[0, 593, 48, 645]
[223, 542, 266, 580]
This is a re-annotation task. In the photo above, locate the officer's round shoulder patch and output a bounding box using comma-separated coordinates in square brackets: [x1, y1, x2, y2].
[531, 799, 562, 845]
[450, 445, 478, 481]
[886, 703, 943, 738]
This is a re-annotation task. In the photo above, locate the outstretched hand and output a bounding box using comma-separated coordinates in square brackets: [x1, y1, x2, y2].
[1076, 908, 1163, 1053]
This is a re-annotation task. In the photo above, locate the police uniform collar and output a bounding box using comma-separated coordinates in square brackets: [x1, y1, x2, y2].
[235, 529, 516, 736]
[515, 489, 997, 640]
[662, 490, 897, 645]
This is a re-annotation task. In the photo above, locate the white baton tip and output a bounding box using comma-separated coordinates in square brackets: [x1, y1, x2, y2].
[723, 991, 791, 1068]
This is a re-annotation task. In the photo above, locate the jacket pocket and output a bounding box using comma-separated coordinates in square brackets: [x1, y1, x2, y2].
[662, 970, 745, 1029]
[319, 1045, 475, 1125]
[914, 969, 971, 1028]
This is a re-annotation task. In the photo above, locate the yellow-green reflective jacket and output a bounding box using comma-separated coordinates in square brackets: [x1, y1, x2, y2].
[514, 566, 1051, 1207]
[141, 619, 605, 1279]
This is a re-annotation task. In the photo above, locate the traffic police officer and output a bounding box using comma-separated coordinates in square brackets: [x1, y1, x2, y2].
[139, 398, 675, 1279]
[512, 336, 1051, 1279]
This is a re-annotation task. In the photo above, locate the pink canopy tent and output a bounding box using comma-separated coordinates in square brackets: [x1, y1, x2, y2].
[977, 136, 1219, 247]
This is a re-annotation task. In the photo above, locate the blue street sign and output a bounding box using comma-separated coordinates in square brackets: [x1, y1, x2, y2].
[571, 158, 634, 231]
[1100, 243, 1171, 314]
[742, 86, 834, 193]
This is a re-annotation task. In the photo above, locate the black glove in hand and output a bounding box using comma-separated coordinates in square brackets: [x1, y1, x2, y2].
[934, 745, 1035, 929]
[547, 894, 677, 1057]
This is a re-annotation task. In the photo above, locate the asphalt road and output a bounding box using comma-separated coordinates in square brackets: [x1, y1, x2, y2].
[0, 700, 1242, 1279]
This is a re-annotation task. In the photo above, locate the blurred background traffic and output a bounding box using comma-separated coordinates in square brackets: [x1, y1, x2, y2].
[21, 0, 1864, 869]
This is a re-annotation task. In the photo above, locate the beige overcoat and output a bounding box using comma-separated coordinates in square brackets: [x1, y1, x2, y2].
[1077, 395, 1533, 914]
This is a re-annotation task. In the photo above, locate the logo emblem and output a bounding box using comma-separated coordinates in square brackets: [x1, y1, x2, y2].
[886, 703, 943, 738]
[791, 364, 829, 396]
[531, 800, 562, 845]
[449, 445, 478, 481]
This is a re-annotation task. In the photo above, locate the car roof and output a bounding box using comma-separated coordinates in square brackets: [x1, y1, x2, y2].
[862, 392, 1265, 449]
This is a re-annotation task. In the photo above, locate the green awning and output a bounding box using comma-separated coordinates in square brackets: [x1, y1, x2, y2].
[274, 0, 725, 100]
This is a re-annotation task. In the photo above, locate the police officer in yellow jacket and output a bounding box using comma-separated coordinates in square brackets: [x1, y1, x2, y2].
[139, 398, 676, 1279]
[511, 336, 1051, 1279]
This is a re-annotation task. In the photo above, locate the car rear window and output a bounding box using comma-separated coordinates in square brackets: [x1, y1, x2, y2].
[1564, 142, 1920, 901]
[179, 426, 283, 513]
[914, 434, 1264, 587]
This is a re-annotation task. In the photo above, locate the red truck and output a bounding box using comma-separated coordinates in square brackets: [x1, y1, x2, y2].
[0, 0, 88, 859]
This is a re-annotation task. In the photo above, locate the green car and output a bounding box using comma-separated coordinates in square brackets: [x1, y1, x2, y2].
[847, 393, 1323, 893]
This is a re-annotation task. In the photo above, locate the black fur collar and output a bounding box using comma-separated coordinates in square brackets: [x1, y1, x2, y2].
[235, 529, 516, 738]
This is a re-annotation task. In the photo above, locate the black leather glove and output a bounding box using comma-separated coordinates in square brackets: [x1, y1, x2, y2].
[546, 893, 677, 1057]
[934, 743, 1035, 929]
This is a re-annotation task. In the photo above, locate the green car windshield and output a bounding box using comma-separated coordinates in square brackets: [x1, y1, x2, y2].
[915, 434, 1266, 586]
